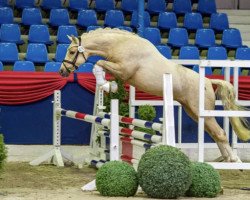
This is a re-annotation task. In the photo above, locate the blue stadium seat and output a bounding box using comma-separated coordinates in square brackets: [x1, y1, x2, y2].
[41, 0, 63, 10]
[167, 28, 189, 48]
[0, 43, 19, 63]
[0, 61, 3, 71]
[76, 62, 94, 72]
[54, 44, 69, 62]
[184, 12, 203, 31]
[87, 25, 103, 32]
[236, 47, 250, 60]
[104, 10, 124, 28]
[21, 8, 43, 26]
[0, 0, 10, 7]
[131, 11, 150, 29]
[209, 13, 229, 32]
[15, 0, 36, 9]
[0, 23, 24, 45]
[49, 9, 70, 27]
[221, 28, 244, 49]
[13, 61, 35, 71]
[57, 25, 78, 44]
[157, 12, 177, 31]
[207, 46, 227, 60]
[207, 47, 227, 75]
[192, 65, 213, 75]
[235, 47, 250, 75]
[26, 43, 49, 63]
[195, 28, 216, 49]
[197, 0, 217, 15]
[121, 0, 138, 13]
[28, 25, 53, 45]
[146, 0, 166, 14]
[0, 7, 14, 24]
[44, 62, 62, 72]
[68, 0, 88, 12]
[77, 10, 98, 28]
[144, 27, 161, 46]
[179, 46, 199, 68]
[87, 55, 105, 64]
[95, 0, 115, 12]
[179, 46, 199, 59]
[156, 45, 172, 59]
[117, 26, 133, 32]
[173, 0, 192, 15]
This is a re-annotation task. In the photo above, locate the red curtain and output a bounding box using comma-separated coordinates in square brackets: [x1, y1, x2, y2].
[76, 73, 163, 100]
[0, 72, 249, 105]
[0, 72, 73, 105]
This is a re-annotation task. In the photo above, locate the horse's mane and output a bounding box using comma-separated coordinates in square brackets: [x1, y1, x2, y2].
[81, 27, 138, 38]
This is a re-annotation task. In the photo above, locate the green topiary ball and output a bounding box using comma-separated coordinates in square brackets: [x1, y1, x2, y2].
[186, 162, 221, 198]
[0, 134, 7, 171]
[96, 161, 138, 197]
[137, 145, 192, 199]
[138, 105, 156, 121]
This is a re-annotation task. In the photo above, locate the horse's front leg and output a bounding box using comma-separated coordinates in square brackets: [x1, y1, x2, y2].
[96, 60, 129, 82]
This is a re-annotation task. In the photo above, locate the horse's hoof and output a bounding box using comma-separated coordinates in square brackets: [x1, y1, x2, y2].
[229, 156, 242, 163]
[214, 156, 225, 162]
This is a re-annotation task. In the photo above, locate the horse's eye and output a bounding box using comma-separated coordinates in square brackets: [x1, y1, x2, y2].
[69, 51, 75, 55]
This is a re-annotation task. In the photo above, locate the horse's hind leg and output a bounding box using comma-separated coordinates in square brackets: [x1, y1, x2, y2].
[204, 117, 241, 162]
[182, 104, 241, 162]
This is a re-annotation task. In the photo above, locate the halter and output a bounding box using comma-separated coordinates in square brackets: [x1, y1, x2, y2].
[62, 37, 87, 73]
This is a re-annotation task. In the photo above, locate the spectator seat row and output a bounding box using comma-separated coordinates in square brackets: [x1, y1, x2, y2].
[0, 60, 94, 72]
[0, 0, 217, 15]
[144, 27, 245, 49]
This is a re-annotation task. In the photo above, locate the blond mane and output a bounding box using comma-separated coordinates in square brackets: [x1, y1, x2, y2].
[81, 27, 138, 38]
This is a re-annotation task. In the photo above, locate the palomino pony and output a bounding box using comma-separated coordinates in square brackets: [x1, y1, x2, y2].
[59, 28, 250, 162]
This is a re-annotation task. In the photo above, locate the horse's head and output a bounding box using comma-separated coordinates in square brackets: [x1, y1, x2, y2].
[59, 35, 87, 77]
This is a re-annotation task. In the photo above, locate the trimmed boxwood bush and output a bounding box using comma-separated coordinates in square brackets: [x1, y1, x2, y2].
[138, 105, 156, 122]
[0, 134, 7, 171]
[186, 162, 221, 198]
[136, 105, 157, 135]
[96, 161, 138, 197]
[137, 145, 192, 199]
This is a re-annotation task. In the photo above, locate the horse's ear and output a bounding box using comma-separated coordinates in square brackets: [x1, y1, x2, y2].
[67, 35, 72, 42]
[71, 35, 78, 44]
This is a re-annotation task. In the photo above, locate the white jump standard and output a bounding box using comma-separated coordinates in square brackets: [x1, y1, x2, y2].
[29, 91, 75, 167]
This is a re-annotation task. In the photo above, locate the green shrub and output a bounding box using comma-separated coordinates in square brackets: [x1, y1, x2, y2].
[186, 162, 221, 198]
[137, 105, 156, 121]
[135, 105, 157, 135]
[0, 134, 7, 171]
[137, 145, 192, 199]
[96, 161, 138, 197]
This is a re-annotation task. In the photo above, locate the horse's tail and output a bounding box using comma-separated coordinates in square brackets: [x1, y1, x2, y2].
[211, 79, 250, 141]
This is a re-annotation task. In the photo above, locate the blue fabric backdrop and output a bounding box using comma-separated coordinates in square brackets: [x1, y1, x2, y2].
[0, 82, 225, 145]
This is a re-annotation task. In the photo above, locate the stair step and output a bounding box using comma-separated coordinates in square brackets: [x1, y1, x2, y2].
[231, 24, 250, 32]
[218, 9, 250, 16]
[244, 41, 250, 47]
[228, 16, 250, 24]
[241, 33, 250, 41]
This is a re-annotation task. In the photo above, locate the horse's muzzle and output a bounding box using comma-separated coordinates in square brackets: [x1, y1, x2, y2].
[59, 68, 70, 77]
